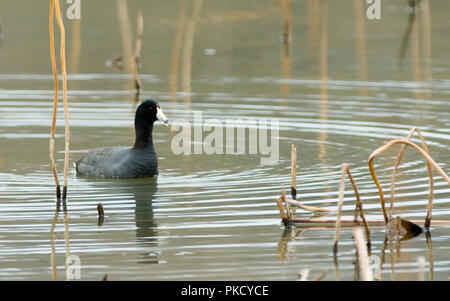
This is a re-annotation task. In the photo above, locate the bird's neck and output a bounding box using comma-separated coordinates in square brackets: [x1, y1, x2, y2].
[133, 122, 154, 149]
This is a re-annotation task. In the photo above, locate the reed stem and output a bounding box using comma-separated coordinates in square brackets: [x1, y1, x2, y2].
[390, 128, 433, 228]
[291, 144, 297, 200]
[369, 139, 449, 225]
[49, 0, 61, 201]
[333, 164, 346, 254]
[54, 0, 70, 201]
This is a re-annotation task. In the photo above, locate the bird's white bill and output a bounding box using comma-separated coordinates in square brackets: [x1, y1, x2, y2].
[156, 107, 169, 125]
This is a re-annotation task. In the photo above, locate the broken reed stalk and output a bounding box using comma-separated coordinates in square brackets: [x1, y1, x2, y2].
[333, 163, 371, 253]
[287, 199, 329, 213]
[281, 185, 292, 221]
[291, 144, 297, 199]
[281, 144, 329, 214]
[53, 0, 70, 201]
[353, 227, 373, 281]
[369, 139, 450, 226]
[333, 164, 347, 254]
[343, 165, 371, 246]
[390, 128, 433, 227]
[276, 197, 288, 221]
[49, 0, 61, 200]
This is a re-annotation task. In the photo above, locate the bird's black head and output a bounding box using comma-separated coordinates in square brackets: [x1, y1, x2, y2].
[135, 99, 168, 126]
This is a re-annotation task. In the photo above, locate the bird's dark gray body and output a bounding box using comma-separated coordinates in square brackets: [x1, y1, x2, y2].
[74, 99, 167, 179]
[75, 146, 158, 178]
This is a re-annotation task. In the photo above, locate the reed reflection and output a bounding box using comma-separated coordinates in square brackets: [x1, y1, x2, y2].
[49, 200, 71, 281]
[181, 0, 203, 104]
[93, 179, 159, 264]
[378, 229, 434, 281]
[280, 0, 291, 95]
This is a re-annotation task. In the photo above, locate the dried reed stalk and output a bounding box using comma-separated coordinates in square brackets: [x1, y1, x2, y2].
[390, 128, 433, 227]
[291, 144, 297, 199]
[344, 167, 371, 246]
[333, 164, 347, 254]
[281, 184, 292, 221]
[334, 163, 371, 252]
[54, 0, 70, 201]
[317, 0, 328, 162]
[49, 0, 61, 200]
[287, 199, 329, 213]
[353, 227, 373, 281]
[290, 218, 450, 226]
[369, 139, 450, 226]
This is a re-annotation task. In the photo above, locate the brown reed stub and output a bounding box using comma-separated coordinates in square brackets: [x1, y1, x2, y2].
[97, 203, 105, 218]
[97, 203, 105, 227]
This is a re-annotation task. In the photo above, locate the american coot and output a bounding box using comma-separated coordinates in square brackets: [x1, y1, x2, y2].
[75, 100, 168, 178]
